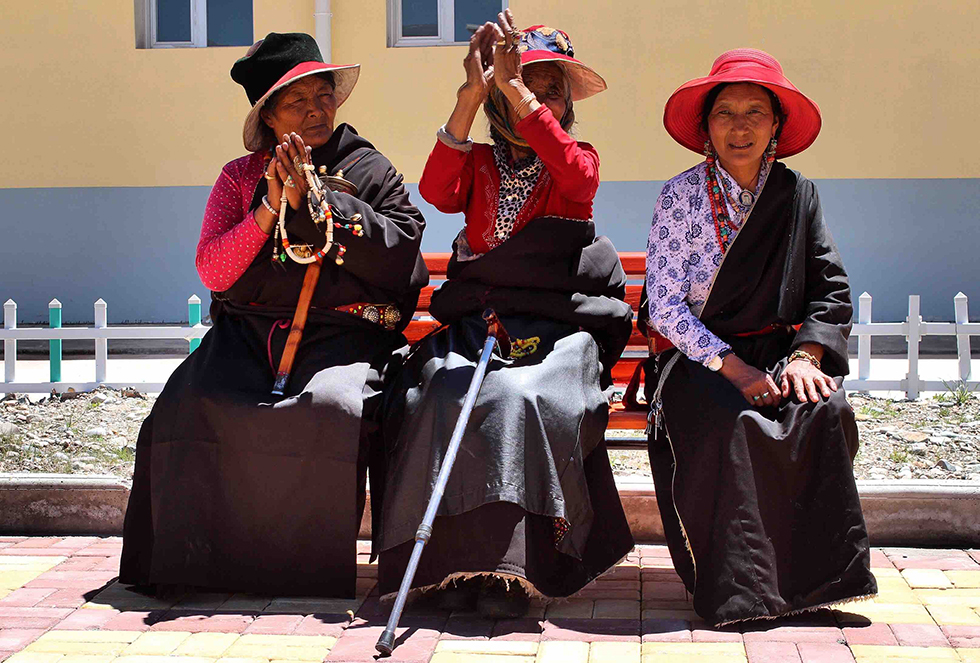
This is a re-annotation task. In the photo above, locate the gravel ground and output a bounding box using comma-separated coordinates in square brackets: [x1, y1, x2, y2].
[1, 387, 978, 482]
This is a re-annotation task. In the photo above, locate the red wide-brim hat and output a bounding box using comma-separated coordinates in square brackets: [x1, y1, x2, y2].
[663, 48, 821, 159]
[517, 25, 606, 102]
[242, 61, 360, 152]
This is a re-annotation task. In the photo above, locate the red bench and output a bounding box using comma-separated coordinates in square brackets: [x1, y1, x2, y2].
[406, 253, 649, 446]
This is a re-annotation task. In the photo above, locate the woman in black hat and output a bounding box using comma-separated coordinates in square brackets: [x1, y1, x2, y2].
[119, 33, 427, 598]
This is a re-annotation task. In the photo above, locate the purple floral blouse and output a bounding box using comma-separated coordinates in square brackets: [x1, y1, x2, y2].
[645, 159, 771, 365]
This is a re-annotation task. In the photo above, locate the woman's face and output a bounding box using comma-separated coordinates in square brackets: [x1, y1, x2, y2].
[261, 75, 337, 149]
[707, 83, 779, 171]
[509, 62, 568, 125]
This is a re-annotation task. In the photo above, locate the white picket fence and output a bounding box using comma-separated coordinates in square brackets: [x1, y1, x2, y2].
[1, 292, 978, 399]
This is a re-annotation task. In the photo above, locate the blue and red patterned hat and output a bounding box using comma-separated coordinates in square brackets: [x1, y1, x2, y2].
[517, 25, 606, 102]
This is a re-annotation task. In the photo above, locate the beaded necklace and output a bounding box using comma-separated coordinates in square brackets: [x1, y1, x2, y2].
[704, 149, 774, 254]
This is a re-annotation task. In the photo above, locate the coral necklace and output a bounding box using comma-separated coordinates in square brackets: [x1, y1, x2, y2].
[705, 152, 772, 254]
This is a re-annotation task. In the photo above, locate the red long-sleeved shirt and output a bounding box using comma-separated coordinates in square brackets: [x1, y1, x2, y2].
[418, 104, 599, 255]
[195, 153, 271, 292]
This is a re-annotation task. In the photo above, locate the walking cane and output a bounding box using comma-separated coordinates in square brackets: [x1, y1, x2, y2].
[376, 309, 511, 656]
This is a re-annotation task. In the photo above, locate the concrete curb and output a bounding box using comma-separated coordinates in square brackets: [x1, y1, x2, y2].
[2, 474, 979, 546]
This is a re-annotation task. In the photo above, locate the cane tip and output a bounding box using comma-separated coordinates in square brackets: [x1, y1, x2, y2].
[375, 634, 394, 656]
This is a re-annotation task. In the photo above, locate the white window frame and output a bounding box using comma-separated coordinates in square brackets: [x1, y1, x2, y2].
[387, 0, 507, 48]
[137, 0, 208, 49]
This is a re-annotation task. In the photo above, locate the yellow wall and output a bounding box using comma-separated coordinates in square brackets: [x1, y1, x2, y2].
[2, 0, 978, 188]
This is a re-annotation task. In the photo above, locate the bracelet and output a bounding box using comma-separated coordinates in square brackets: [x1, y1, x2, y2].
[788, 349, 821, 370]
[261, 195, 280, 216]
[513, 92, 537, 119]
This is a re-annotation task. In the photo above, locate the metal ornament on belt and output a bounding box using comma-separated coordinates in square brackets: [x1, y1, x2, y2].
[277, 165, 363, 265]
[364, 304, 402, 330]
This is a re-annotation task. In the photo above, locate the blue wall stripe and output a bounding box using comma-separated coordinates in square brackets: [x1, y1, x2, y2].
[0, 178, 977, 323]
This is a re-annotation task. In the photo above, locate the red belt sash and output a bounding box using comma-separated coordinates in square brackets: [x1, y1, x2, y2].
[647, 322, 802, 355]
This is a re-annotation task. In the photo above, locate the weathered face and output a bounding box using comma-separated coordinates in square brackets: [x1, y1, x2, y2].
[510, 62, 568, 124]
[260, 75, 337, 149]
[707, 83, 779, 172]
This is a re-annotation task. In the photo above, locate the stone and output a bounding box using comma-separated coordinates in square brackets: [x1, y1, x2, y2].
[109, 437, 128, 448]
[90, 393, 107, 405]
[929, 436, 952, 445]
[937, 460, 959, 472]
[84, 427, 107, 438]
[900, 431, 929, 443]
[911, 443, 928, 456]
[0, 421, 21, 436]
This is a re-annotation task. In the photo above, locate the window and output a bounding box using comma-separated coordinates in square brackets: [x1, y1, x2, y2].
[135, 0, 253, 49]
[388, 0, 507, 47]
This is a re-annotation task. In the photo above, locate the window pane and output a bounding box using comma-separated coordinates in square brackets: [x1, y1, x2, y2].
[207, 0, 253, 46]
[157, 0, 192, 42]
[454, 0, 500, 43]
[402, 0, 438, 37]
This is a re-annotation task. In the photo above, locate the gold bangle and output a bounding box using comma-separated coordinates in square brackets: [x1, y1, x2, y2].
[788, 349, 821, 370]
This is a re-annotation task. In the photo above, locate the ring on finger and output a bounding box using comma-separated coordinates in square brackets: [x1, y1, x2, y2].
[264, 173, 276, 180]
[762, 392, 770, 399]
[285, 176, 295, 188]
[752, 395, 760, 401]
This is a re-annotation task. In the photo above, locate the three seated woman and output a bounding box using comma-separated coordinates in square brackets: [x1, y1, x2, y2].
[121, 18, 875, 628]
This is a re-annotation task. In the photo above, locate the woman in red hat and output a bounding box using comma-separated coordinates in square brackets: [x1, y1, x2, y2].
[376, 11, 634, 618]
[120, 33, 427, 598]
[640, 49, 877, 625]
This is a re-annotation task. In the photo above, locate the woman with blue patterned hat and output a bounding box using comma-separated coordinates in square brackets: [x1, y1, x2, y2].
[375, 11, 634, 618]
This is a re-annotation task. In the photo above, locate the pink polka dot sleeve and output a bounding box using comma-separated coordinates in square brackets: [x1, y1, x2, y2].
[195, 154, 271, 292]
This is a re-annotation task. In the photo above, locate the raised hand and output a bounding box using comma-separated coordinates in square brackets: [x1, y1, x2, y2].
[274, 132, 313, 210]
[493, 9, 525, 96]
[459, 22, 499, 105]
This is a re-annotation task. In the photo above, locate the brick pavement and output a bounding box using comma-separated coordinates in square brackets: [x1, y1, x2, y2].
[0, 537, 979, 662]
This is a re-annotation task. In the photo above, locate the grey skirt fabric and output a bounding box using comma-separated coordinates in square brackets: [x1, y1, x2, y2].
[377, 312, 634, 597]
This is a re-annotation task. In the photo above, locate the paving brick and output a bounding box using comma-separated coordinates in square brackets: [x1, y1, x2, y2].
[0, 631, 45, 651]
[150, 611, 253, 633]
[692, 627, 742, 643]
[101, 610, 165, 632]
[430, 654, 535, 663]
[265, 597, 362, 615]
[926, 605, 980, 626]
[217, 594, 272, 612]
[242, 613, 305, 635]
[0, 550, 71, 558]
[869, 550, 896, 570]
[945, 572, 980, 589]
[959, 649, 980, 663]
[121, 631, 193, 655]
[173, 593, 234, 610]
[223, 633, 336, 661]
[872, 578, 920, 604]
[0, 588, 58, 606]
[0, 607, 73, 629]
[574, 588, 642, 601]
[641, 618, 691, 642]
[535, 640, 590, 663]
[642, 582, 688, 602]
[641, 608, 700, 622]
[51, 558, 102, 573]
[589, 641, 640, 662]
[742, 626, 843, 644]
[50, 538, 99, 550]
[171, 631, 240, 657]
[543, 618, 639, 642]
[641, 641, 746, 659]
[842, 624, 899, 646]
[941, 625, 980, 648]
[797, 642, 854, 662]
[593, 600, 640, 620]
[489, 618, 543, 642]
[50, 608, 120, 630]
[435, 640, 538, 655]
[834, 602, 934, 625]
[292, 614, 352, 638]
[849, 644, 960, 661]
[902, 570, 954, 589]
[10, 539, 61, 550]
[601, 566, 640, 582]
[888, 623, 950, 647]
[744, 641, 801, 662]
[440, 615, 494, 640]
[545, 600, 594, 619]
[24, 630, 140, 655]
[2, 653, 64, 663]
[915, 589, 980, 608]
[886, 550, 980, 572]
[36, 589, 92, 609]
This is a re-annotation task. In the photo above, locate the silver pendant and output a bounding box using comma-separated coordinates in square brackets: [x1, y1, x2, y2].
[738, 190, 755, 207]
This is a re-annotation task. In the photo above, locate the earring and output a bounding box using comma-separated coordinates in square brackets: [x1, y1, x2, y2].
[765, 137, 777, 164]
[703, 140, 714, 165]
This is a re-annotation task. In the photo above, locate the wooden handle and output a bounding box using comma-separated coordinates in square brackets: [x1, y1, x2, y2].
[272, 260, 322, 395]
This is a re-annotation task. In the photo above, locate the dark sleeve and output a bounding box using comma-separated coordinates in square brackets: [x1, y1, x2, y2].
[791, 180, 852, 376]
[299, 151, 427, 294]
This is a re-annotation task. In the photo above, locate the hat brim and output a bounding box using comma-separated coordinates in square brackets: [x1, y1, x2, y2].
[243, 61, 360, 152]
[663, 66, 821, 158]
[521, 50, 606, 102]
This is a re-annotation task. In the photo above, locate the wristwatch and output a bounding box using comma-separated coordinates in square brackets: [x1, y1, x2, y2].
[707, 349, 733, 372]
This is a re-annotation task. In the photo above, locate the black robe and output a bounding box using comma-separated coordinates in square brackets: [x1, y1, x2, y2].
[641, 162, 877, 625]
[377, 218, 636, 598]
[120, 125, 427, 597]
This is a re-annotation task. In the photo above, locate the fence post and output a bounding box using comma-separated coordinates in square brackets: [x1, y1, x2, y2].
[954, 292, 971, 382]
[906, 295, 921, 400]
[49, 299, 62, 383]
[858, 292, 871, 381]
[94, 299, 107, 384]
[188, 295, 202, 353]
[3, 299, 15, 384]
